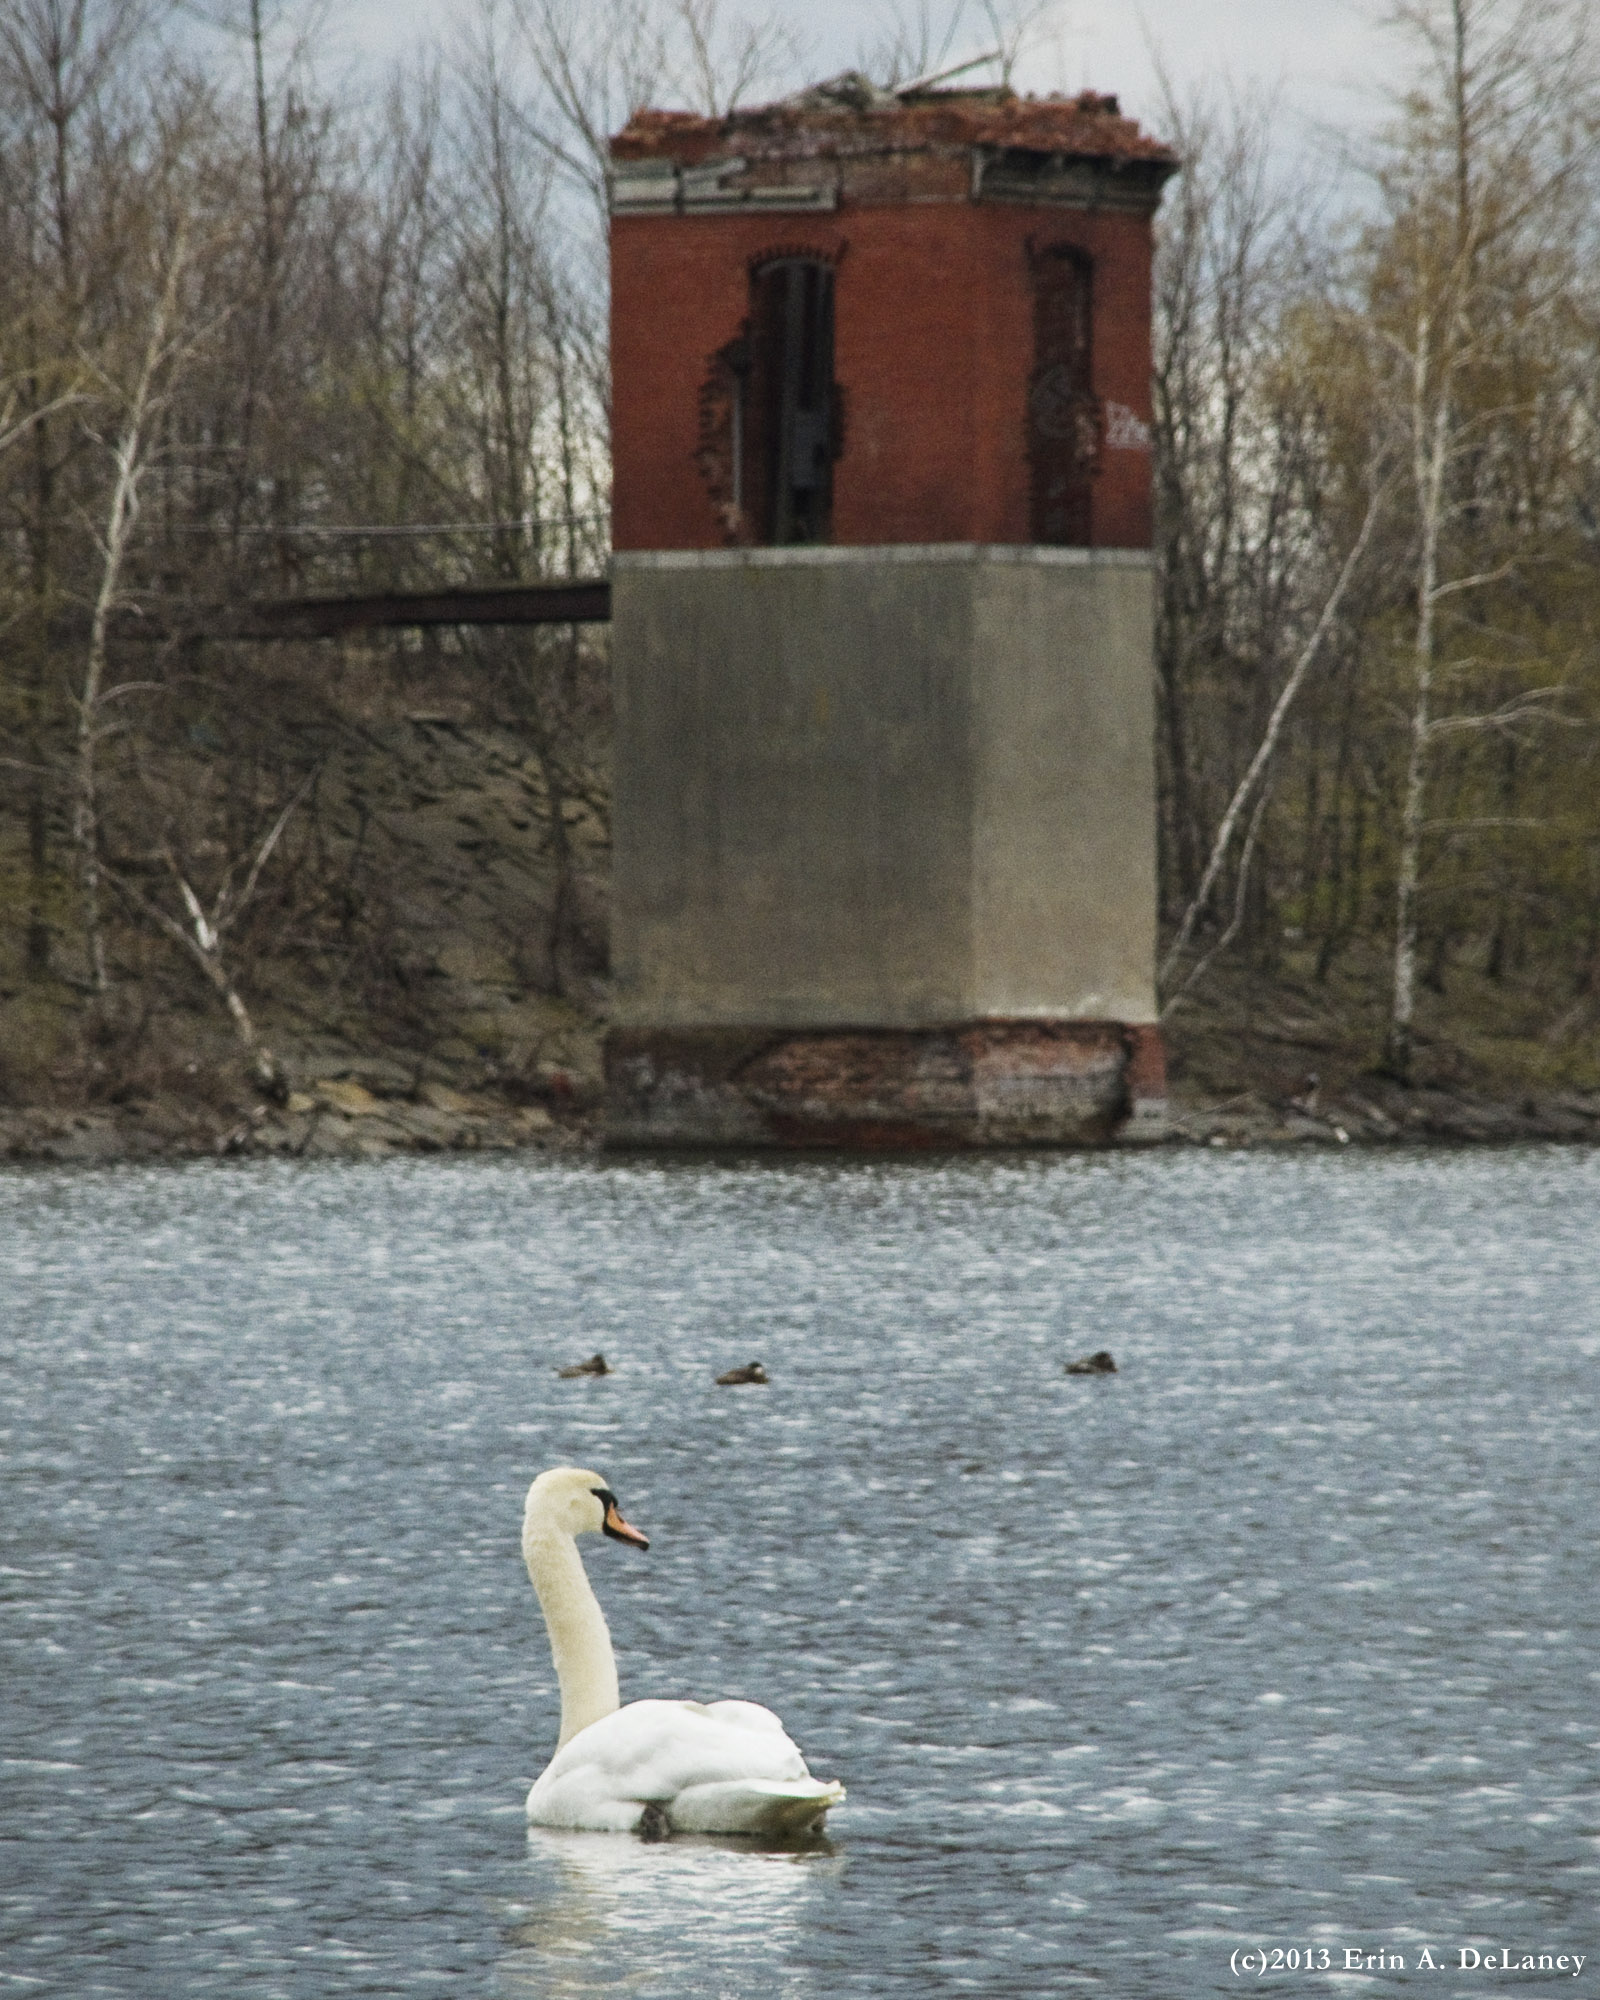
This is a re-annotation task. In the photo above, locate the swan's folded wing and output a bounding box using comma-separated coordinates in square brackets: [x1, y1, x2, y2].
[699, 1699, 790, 1737]
[528, 1697, 822, 1829]
[577, 1698, 810, 1790]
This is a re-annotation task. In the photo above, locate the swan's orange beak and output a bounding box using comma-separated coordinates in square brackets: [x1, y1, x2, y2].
[602, 1499, 650, 1549]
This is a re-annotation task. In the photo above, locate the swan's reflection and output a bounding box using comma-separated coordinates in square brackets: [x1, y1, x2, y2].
[494, 1826, 843, 1998]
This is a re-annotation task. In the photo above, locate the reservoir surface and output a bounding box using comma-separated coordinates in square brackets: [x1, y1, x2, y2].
[3, 1148, 1596, 1996]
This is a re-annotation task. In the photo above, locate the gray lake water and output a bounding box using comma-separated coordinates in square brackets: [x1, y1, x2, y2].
[2, 1148, 1598, 1998]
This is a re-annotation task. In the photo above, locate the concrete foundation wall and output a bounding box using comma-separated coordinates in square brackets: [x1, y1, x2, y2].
[610, 545, 1158, 1034]
[970, 556, 1158, 1022]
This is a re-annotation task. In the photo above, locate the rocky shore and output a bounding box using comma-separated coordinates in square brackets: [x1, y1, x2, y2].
[1150, 1082, 1600, 1149]
[5, 1067, 1598, 1165]
[0, 1075, 584, 1165]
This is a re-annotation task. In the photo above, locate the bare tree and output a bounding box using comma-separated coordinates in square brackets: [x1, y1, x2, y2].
[507, 0, 802, 229]
[74, 219, 194, 993]
[857, 0, 968, 87]
[665, 0, 800, 116]
[0, 0, 167, 979]
[1150, 84, 1333, 943]
[111, 776, 312, 1095]
[974, 0, 1059, 92]
[1159, 472, 1390, 1004]
[1351, 0, 1600, 1076]
[0, 0, 160, 282]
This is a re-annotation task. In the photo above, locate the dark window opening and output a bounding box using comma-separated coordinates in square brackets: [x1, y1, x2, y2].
[1027, 246, 1098, 546]
[744, 258, 835, 545]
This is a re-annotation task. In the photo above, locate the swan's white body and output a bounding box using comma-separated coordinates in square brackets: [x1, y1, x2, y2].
[521, 1467, 844, 1838]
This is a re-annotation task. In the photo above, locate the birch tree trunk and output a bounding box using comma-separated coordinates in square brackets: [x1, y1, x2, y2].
[1386, 366, 1451, 1080]
[74, 229, 189, 995]
[1158, 477, 1386, 996]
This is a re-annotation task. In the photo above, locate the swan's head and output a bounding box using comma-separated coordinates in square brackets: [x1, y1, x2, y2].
[524, 1465, 650, 1549]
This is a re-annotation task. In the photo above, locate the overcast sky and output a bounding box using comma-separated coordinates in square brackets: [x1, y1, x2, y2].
[307, 0, 1401, 167]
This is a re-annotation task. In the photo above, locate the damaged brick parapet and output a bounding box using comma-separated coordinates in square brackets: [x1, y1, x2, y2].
[603, 1021, 1166, 1150]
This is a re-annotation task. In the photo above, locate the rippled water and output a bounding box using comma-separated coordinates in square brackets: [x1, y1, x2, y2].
[3, 1149, 1598, 1998]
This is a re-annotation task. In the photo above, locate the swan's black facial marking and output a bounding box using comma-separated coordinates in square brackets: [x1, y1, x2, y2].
[595, 1486, 650, 1550]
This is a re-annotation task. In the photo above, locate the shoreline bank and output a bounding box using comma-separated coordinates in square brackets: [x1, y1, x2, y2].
[5, 1079, 1598, 1165]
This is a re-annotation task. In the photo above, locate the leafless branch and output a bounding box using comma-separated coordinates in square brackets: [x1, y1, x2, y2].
[1160, 783, 1273, 1021]
[1159, 473, 1389, 990]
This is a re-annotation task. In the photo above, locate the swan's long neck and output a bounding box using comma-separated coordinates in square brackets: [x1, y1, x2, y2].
[522, 1520, 621, 1747]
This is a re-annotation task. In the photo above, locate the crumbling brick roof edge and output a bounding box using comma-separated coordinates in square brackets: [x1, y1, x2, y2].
[611, 87, 1178, 170]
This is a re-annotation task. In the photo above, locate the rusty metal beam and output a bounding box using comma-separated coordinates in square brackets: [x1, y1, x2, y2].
[238, 578, 611, 638]
[83, 577, 612, 645]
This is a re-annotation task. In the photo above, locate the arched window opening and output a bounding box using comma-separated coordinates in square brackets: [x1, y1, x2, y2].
[745, 258, 836, 545]
[1027, 245, 1098, 546]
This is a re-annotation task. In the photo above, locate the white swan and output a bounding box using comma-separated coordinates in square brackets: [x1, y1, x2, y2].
[521, 1466, 845, 1838]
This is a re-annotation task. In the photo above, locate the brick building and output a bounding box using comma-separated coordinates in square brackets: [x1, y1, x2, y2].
[604, 77, 1177, 1146]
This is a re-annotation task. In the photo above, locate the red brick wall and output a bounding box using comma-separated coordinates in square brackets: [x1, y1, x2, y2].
[610, 200, 1156, 551]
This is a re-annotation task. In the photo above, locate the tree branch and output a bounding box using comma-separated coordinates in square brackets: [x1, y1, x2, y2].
[1159, 473, 1388, 991]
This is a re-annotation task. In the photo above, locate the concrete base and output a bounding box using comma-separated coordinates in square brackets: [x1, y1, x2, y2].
[610, 545, 1159, 1031]
[604, 1021, 1166, 1149]
[607, 545, 1162, 1149]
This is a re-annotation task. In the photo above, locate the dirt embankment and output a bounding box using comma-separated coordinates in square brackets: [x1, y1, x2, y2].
[1153, 942, 1600, 1149]
[1, 640, 612, 1164]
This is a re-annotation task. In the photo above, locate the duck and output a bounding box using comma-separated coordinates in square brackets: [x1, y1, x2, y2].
[1065, 1349, 1117, 1374]
[715, 1362, 768, 1385]
[557, 1353, 612, 1378]
[521, 1466, 845, 1838]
